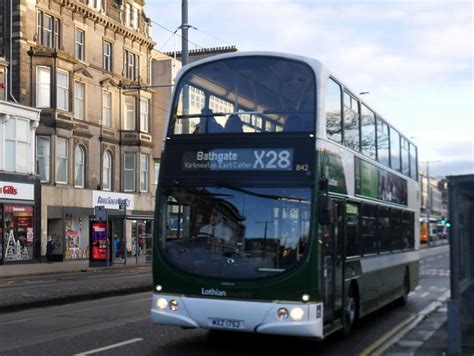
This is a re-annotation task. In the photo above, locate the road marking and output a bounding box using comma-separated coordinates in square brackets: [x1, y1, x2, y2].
[74, 338, 143, 355]
[359, 290, 450, 355]
[358, 315, 417, 356]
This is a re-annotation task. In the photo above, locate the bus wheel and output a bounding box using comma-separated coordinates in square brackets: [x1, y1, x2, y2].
[396, 271, 410, 307]
[343, 285, 358, 336]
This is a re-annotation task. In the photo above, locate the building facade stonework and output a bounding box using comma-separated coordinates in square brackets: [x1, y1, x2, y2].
[1, 0, 157, 261]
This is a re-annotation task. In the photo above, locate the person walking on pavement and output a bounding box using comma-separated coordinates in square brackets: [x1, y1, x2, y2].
[46, 236, 54, 263]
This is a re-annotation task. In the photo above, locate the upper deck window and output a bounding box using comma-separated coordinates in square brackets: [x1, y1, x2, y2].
[170, 57, 315, 135]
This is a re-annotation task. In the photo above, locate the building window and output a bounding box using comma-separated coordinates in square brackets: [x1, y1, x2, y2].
[133, 6, 139, 31]
[56, 69, 69, 111]
[124, 96, 136, 130]
[74, 146, 85, 188]
[75, 29, 85, 61]
[124, 50, 137, 80]
[140, 99, 149, 132]
[88, 0, 102, 11]
[37, 11, 60, 49]
[124, 153, 136, 192]
[125, 3, 131, 27]
[36, 136, 51, 182]
[74, 81, 85, 120]
[140, 154, 149, 192]
[103, 150, 112, 191]
[5, 118, 29, 173]
[103, 41, 112, 71]
[56, 137, 68, 184]
[36, 66, 51, 108]
[102, 91, 112, 126]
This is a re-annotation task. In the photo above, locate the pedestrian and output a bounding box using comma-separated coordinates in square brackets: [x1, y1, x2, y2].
[114, 234, 119, 258]
[46, 236, 54, 263]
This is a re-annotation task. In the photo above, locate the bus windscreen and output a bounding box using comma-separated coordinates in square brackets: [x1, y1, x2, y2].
[170, 57, 316, 135]
[157, 184, 311, 280]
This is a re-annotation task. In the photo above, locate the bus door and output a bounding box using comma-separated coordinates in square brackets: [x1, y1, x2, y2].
[322, 199, 344, 323]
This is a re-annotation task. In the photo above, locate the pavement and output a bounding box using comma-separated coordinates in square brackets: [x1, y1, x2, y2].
[0, 259, 152, 313]
[2, 239, 471, 355]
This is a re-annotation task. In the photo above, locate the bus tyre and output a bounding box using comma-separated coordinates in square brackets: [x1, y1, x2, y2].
[396, 272, 410, 307]
[343, 286, 358, 336]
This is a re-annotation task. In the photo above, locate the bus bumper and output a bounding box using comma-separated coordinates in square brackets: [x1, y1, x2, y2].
[151, 293, 324, 338]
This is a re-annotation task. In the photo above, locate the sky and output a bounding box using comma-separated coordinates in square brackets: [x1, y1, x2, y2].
[147, 0, 473, 177]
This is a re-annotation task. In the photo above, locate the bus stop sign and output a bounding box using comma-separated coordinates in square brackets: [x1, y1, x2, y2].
[94, 205, 107, 222]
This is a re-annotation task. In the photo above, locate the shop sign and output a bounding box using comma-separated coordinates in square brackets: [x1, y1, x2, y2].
[92, 191, 135, 210]
[4, 205, 34, 213]
[0, 181, 34, 201]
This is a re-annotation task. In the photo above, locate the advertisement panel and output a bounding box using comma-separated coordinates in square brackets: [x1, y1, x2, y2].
[90, 221, 108, 261]
[355, 157, 408, 205]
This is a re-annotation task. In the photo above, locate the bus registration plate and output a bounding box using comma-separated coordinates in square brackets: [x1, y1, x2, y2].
[209, 318, 243, 329]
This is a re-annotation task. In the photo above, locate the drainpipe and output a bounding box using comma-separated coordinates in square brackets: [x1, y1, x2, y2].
[9, 0, 18, 102]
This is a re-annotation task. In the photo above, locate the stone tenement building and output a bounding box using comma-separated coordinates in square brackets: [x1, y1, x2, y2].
[1, 0, 157, 262]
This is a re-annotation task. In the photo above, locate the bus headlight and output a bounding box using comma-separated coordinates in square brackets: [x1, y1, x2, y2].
[157, 298, 168, 310]
[301, 294, 310, 303]
[290, 307, 304, 321]
[277, 308, 289, 320]
[169, 300, 178, 311]
[155, 285, 163, 292]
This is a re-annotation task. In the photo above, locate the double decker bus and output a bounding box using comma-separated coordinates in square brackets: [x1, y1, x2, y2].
[151, 52, 420, 338]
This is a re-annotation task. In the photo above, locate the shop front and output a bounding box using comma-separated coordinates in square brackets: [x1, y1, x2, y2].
[92, 191, 153, 264]
[0, 176, 41, 264]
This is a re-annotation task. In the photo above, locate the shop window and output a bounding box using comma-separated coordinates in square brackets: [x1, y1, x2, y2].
[3, 205, 34, 262]
[131, 219, 153, 258]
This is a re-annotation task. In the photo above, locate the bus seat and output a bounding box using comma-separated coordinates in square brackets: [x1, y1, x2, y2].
[224, 114, 243, 133]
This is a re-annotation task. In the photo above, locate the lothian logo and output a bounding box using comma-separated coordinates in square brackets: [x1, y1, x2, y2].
[1, 186, 17, 195]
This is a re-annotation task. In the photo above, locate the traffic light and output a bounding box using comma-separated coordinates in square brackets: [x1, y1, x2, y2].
[445, 220, 451, 228]
[440, 216, 446, 225]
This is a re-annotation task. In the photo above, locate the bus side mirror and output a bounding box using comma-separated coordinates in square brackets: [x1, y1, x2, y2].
[319, 195, 333, 225]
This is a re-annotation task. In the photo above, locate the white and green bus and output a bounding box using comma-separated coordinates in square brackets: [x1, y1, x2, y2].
[151, 52, 420, 338]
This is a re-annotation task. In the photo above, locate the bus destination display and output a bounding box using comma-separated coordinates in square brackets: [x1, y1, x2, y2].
[182, 149, 294, 171]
